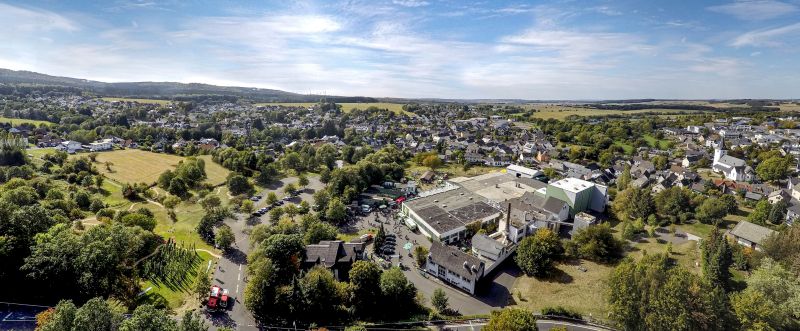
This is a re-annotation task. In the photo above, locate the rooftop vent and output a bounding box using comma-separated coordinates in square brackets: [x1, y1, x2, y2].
[463, 261, 469, 269]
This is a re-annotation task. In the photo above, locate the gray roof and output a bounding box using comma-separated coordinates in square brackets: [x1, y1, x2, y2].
[717, 155, 746, 168]
[745, 192, 763, 200]
[471, 234, 504, 256]
[730, 221, 776, 245]
[305, 240, 365, 268]
[429, 241, 484, 281]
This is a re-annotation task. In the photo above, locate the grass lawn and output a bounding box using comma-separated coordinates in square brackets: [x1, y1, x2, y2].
[512, 260, 612, 319]
[337, 227, 377, 242]
[643, 134, 671, 149]
[196, 155, 229, 186]
[0, 116, 55, 126]
[613, 141, 635, 154]
[257, 102, 414, 116]
[627, 237, 701, 274]
[101, 97, 172, 105]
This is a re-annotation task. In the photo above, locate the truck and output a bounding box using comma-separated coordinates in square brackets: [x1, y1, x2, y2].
[207, 285, 230, 311]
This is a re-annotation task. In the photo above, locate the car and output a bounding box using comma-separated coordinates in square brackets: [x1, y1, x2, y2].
[250, 196, 259, 201]
[359, 233, 373, 242]
[382, 248, 394, 255]
[384, 237, 396, 243]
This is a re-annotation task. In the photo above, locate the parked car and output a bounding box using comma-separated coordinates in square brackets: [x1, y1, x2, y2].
[359, 233, 373, 242]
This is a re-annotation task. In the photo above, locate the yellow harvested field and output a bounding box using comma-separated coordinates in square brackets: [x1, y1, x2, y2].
[257, 102, 414, 116]
[78, 149, 229, 185]
[0, 116, 55, 126]
[196, 154, 230, 186]
[523, 105, 700, 120]
[779, 103, 800, 111]
[101, 97, 172, 105]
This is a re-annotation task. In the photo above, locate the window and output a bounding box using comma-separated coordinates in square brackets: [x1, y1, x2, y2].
[438, 266, 446, 277]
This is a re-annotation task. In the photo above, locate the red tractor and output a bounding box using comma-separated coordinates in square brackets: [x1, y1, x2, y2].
[206, 285, 230, 311]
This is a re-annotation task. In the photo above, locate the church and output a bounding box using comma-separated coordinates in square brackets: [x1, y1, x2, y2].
[712, 138, 753, 182]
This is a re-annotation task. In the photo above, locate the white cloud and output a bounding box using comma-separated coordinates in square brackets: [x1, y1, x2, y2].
[0, 3, 79, 33]
[708, 0, 797, 21]
[501, 28, 650, 60]
[732, 22, 800, 47]
[588, 6, 622, 16]
[392, 0, 429, 8]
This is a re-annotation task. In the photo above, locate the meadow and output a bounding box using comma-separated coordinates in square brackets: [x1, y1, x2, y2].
[0, 116, 55, 126]
[257, 102, 414, 116]
[523, 105, 701, 120]
[83, 149, 229, 186]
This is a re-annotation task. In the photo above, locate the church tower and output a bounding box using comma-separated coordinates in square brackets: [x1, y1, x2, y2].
[713, 137, 726, 165]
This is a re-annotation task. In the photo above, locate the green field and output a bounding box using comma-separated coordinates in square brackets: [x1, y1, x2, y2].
[643, 134, 671, 150]
[78, 149, 229, 186]
[0, 116, 55, 126]
[101, 97, 172, 105]
[257, 102, 414, 116]
[513, 259, 612, 319]
[527, 106, 700, 120]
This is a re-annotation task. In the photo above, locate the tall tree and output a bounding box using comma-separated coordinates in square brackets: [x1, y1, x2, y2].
[484, 308, 538, 331]
[700, 229, 733, 291]
[119, 305, 177, 331]
[515, 228, 563, 277]
[607, 254, 731, 331]
[431, 288, 450, 313]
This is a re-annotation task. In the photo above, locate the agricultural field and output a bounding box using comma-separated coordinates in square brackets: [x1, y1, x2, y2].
[522, 105, 701, 120]
[0, 116, 55, 126]
[78, 149, 229, 186]
[101, 97, 172, 105]
[257, 102, 414, 116]
[779, 103, 800, 111]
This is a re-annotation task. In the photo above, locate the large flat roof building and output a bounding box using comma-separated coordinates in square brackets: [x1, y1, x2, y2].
[402, 185, 502, 243]
[545, 177, 608, 216]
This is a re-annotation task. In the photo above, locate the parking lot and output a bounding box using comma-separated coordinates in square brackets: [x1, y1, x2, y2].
[346, 208, 516, 316]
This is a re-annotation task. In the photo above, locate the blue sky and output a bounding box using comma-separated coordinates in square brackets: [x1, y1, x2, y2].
[1, 0, 799, 99]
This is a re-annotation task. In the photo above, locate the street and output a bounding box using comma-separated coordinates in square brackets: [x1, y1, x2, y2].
[204, 175, 323, 330]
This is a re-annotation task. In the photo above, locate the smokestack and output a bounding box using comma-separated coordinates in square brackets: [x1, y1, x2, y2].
[506, 203, 511, 232]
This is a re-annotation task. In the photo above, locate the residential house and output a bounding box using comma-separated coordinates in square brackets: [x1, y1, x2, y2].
[728, 221, 776, 251]
[303, 240, 366, 281]
[427, 241, 485, 295]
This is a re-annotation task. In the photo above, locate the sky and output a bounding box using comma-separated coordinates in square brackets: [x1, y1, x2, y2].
[1, 0, 799, 99]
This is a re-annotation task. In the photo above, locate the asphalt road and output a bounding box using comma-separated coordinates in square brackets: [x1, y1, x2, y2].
[204, 176, 323, 330]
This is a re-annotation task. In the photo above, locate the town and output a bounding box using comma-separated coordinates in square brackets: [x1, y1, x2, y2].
[1, 87, 799, 330]
[2, 0, 800, 329]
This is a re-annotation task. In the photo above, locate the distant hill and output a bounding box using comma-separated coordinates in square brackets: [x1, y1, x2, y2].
[0, 68, 377, 103]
